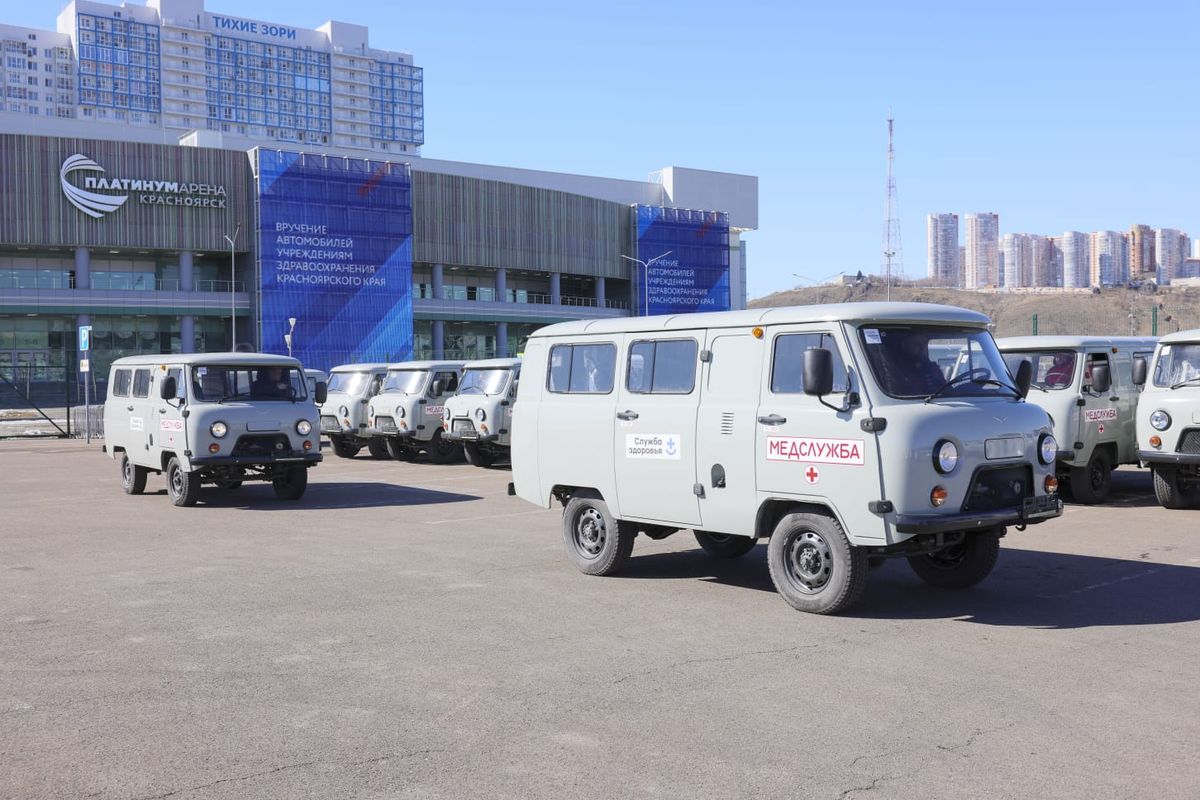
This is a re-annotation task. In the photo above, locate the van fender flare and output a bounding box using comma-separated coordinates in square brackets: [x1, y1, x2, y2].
[753, 497, 849, 542]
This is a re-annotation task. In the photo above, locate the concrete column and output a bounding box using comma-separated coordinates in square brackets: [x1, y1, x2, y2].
[595, 276, 606, 307]
[180, 316, 195, 354]
[73, 247, 90, 289]
[549, 272, 561, 305]
[432, 319, 445, 359]
[179, 251, 194, 292]
[432, 263, 444, 300]
[495, 268, 507, 302]
[496, 322, 508, 358]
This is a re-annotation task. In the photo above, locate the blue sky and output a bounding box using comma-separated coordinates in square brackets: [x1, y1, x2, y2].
[13, 1, 1198, 297]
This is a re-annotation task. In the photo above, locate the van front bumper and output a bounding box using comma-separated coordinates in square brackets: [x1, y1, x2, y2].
[189, 452, 323, 467]
[366, 427, 414, 439]
[1138, 450, 1200, 466]
[441, 427, 498, 443]
[892, 495, 1062, 535]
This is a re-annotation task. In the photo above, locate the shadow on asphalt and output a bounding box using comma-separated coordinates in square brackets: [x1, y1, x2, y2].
[621, 544, 1200, 628]
[1062, 468, 1161, 509]
[148, 482, 481, 510]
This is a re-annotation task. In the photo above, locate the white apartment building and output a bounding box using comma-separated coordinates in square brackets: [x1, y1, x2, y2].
[1156, 228, 1188, 283]
[1061, 231, 1090, 289]
[964, 212, 999, 288]
[1090, 230, 1128, 287]
[1000, 232, 1032, 288]
[925, 213, 960, 285]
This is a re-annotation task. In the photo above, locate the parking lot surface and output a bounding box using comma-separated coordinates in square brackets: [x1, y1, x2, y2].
[2, 439, 1199, 799]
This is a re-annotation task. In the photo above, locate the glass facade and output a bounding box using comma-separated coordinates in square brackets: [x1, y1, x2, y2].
[368, 59, 423, 145]
[76, 13, 161, 124]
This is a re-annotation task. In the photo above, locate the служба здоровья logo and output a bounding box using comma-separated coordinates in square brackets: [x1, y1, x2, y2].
[59, 153, 228, 220]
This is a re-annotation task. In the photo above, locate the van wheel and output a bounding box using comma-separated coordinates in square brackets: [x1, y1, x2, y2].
[693, 530, 756, 559]
[331, 437, 361, 459]
[272, 466, 308, 501]
[463, 442, 495, 467]
[767, 512, 867, 614]
[428, 430, 463, 464]
[385, 438, 415, 461]
[120, 453, 148, 495]
[1069, 450, 1112, 504]
[166, 457, 200, 507]
[367, 438, 390, 459]
[908, 531, 1000, 588]
[1153, 465, 1188, 509]
[562, 494, 635, 576]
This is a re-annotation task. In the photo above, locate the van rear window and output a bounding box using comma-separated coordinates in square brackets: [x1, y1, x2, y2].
[111, 368, 132, 397]
[548, 343, 616, 394]
[131, 369, 151, 398]
[627, 339, 698, 394]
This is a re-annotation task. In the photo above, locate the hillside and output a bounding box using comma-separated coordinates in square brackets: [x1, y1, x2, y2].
[749, 283, 1200, 338]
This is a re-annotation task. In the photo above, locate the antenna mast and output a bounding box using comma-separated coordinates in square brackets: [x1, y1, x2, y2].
[883, 112, 904, 301]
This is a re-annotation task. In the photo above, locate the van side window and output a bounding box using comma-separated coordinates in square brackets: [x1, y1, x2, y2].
[771, 333, 848, 394]
[548, 343, 616, 394]
[132, 369, 151, 398]
[167, 368, 184, 399]
[1084, 352, 1109, 388]
[627, 339, 698, 394]
[433, 370, 458, 394]
[112, 368, 132, 397]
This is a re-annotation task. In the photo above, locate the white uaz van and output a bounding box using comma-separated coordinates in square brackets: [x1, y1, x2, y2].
[319, 363, 391, 458]
[511, 303, 1062, 615]
[997, 336, 1156, 504]
[365, 360, 465, 463]
[441, 357, 521, 467]
[102, 353, 324, 507]
[1133, 329, 1200, 508]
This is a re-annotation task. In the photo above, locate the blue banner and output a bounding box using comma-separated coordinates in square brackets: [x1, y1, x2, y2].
[256, 150, 413, 370]
[633, 205, 730, 316]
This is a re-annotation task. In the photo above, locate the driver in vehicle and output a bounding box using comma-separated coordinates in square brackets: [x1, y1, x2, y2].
[252, 366, 292, 399]
[889, 333, 945, 395]
[1044, 353, 1074, 387]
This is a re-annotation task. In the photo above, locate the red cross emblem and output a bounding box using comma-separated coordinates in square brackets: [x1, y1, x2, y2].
[804, 465, 820, 484]
[1098, 423, 1105, 434]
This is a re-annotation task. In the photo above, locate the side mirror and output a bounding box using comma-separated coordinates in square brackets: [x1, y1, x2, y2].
[1089, 363, 1111, 394]
[431, 379, 444, 397]
[159, 375, 177, 400]
[803, 348, 834, 397]
[314, 381, 328, 405]
[1132, 357, 1147, 387]
[1014, 359, 1033, 399]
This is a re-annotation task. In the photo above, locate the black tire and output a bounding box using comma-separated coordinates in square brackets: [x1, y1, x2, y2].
[562, 493, 635, 576]
[120, 452, 147, 495]
[367, 438, 390, 460]
[385, 438, 416, 461]
[693, 530, 756, 559]
[908, 532, 1001, 589]
[463, 441, 496, 467]
[330, 437, 361, 459]
[427, 429, 463, 464]
[166, 457, 200, 507]
[1068, 449, 1112, 504]
[766, 512, 867, 614]
[1153, 465, 1188, 509]
[272, 465, 308, 501]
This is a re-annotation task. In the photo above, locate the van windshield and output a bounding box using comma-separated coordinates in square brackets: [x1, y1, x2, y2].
[860, 325, 1015, 400]
[1153, 343, 1200, 388]
[327, 371, 369, 395]
[191, 365, 305, 402]
[1001, 350, 1076, 390]
[458, 368, 510, 395]
[382, 369, 426, 394]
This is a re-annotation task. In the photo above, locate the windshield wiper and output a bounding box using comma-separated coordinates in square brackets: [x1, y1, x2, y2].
[1170, 376, 1200, 390]
[925, 373, 1021, 403]
[460, 386, 483, 394]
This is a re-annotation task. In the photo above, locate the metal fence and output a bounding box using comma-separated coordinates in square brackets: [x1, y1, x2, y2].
[1012, 304, 1200, 338]
[0, 366, 105, 438]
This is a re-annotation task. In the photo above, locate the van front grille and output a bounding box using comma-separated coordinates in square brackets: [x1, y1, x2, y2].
[376, 416, 397, 433]
[452, 419, 476, 436]
[1178, 429, 1200, 455]
[320, 415, 339, 429]
[231, 434, 291, 457]
[962, 465, 1033, 513]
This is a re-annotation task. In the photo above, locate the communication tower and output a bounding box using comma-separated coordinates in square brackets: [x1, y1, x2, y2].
[882, 112, 904, 300]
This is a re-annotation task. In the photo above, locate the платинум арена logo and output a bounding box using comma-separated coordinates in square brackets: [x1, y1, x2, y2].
[60, 153, 129, 219]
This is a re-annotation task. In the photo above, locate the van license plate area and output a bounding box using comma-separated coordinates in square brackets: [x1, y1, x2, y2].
[452, 419, 476, 436]
[1022, 494, 1059, 518]
[320, 415, 339, 431]
[984, 437, 1024, 460]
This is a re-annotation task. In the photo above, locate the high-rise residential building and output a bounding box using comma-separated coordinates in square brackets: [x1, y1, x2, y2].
[1000, 232, 1033, 288]
[964, 213, 999, 288]
[1061, 231, 1090, 288]
[1029, 234, 1054, 287]
[1, 0, 424, 156]
[1047, 236, 1065, 287]
[1129, 224, 1155, 279]
[926, 213, 960, 285]
[1090, 231, 1128, 286]
[1156, 228, 1186, 282]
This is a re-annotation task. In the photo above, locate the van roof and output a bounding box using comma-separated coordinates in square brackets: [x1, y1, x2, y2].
[109, 352, 302, 368]
[996, 336, 1159, 351]
[462, 357, 522, 369]
[383, 360, 465, 370]
[527, 302, 990, 338]
[1159, 328, 1200, 345]
[328, 362, 392, 373]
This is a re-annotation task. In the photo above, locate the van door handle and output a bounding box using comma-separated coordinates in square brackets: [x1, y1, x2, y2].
[616, 410, 639, 421]
[758, 414, 787, 425]
[126, 405, 134, 412]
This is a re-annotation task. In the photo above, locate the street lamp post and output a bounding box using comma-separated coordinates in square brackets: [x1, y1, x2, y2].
[285, 317, 297, 358]
[620, 250, 672, 316]
[223, 223, 241, 350]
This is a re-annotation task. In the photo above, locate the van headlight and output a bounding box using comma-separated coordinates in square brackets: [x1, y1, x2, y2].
[210, 421, 228, 438]
[1150, 410, 1171, 431]
[933, 440, 958, 474]
[443, 407, 452, 421]
[1038, 433, 1057, 465]
[338, 404, 349, 417]
[475, 408, 487, 422]
[296, 419, 312, 435]
[396, 405, 405, 419]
